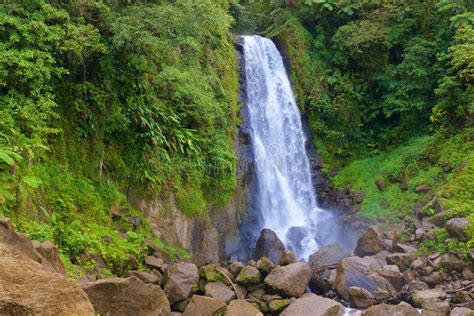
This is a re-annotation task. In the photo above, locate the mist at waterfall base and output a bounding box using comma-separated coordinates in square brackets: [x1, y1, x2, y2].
[235, 35, 356, 262]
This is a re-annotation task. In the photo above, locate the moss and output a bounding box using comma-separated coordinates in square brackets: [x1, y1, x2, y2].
[269, 299, 290, 312]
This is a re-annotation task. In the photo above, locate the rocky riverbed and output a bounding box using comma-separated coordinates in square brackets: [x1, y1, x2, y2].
[0, 216, 472, 315]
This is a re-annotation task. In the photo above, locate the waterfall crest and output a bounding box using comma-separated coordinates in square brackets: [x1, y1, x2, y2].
[242, 35, 328, 260]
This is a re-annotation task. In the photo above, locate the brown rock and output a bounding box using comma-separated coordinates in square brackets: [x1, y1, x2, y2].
[254, 229, 286, 263]
[376, 179, 385, 192]
[393, 243, 417, 254]
[124, 270, 161, 285]
[204, 282, 236, 304]
[309, 244, 345, 269]
[182, 295, 225, 316]
[229, 261, 244, 276]
[421, 300, 450, 316]
[164, 262, 199, 305]
[412, 289, 447, 308]
[355, 227, 383, 257]
[226, 299, 263, 316]
[279, 250, 297, 266]
[144, 256, 164, 271]
[264, 262, 312, 297]
[450, 307, 474, 316]
[280, 293, 343, 316]
[83, 276, 169, 315]
[386, 253, 415, 271]
[0, 243, 94, 315]
[363, 303, 419, 316]
[33, 240, 66, 275]
[445, 218, 469, 241]
[376, 268, 405, 292]
[415, 184, 430, 193]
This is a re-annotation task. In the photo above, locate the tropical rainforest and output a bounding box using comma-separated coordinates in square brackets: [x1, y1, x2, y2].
[0, 0, 472, 279]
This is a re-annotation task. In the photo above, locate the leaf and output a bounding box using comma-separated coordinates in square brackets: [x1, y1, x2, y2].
[22, 175, 43, 189]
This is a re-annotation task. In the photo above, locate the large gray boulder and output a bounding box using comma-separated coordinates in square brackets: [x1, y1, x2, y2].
[182, 295, 226, 316]
[280, 293, 343, 316]
[83, 276, 170, 316]
[264, 262, 312, 297]
[254, 229, 286, 263]
[445, 218, 469, 241]
[309, 244, 345, 269]
[163, 262, 199, 305]
[335, 256, 397, 308]
[363, 303, 419, 316]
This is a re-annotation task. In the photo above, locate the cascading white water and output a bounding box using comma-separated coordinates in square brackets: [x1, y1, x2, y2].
[242, 35, 329, 260]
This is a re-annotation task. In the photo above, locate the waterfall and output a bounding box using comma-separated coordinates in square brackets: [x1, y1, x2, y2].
[241, 35, 330, 260]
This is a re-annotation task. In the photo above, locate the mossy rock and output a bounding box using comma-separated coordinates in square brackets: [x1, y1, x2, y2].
[235, 266, 262, 285]
[201, 264, 229, 285]
[257, 257, 275, 276]
[269, 299, 290, 312]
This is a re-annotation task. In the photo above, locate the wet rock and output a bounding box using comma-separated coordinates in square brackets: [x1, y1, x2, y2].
[286, 226, 307, 254]
[412, 289, 447, 307]
[254, 229, 286, 263]
[264, 262, 311, 297]
[363, 303, 419, 316]
[182, 295, 225, 316]
[124, 270, 161, 285]
[309, 244, 344, 269]
[335, 256, 397, 308]
[204, 282, 236, 304]
[236, 265, 262, 285]
[445, 218, 469, 241]
[164, 262, 199, 305]
[279, 250, 297, 266]
[450, 307, 474, 316]
[0, 243, 94, 315]
[355, 227, 383, 257]
[229, 261, 244, 276]
[83, 276, 170, 315]
[280, 293, 344, 316]
[226, 299, 263, 316]
[268, 299, 290, 312]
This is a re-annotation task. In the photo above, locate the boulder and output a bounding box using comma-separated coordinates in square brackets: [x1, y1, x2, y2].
[354, 227, 383, 257]
[204, 282, 236, 304]
[226, 299, 263, 316]
[254, 229, 286, 262]
[0, 243, 94, 315]
[164, 262, 199, 305]
[0, 218, 64, 274]
[83, 276, 170, 315]
[144, 256, 164, 271]
[182, 295, 225, 316]
[375, 268, 405, 292]
[264, 262, 311, 297]
[450, 307, 474, 316]
[445, 218, 469, 241]
[280, 293, 343, 316]
[421, 301, 450, 316]
[279, 250, 297, 266]
[386, 253, 415, 271]
[335, 257, 397, 308]
[229, 261, 244, 276]
[393, 243, 417, 254]
[236, 265, 262, 285]
[286, 226, 307, 254]
[257, 257, 275, 275]
[33, 240, 66, 275]
[412, 289, 447, 308]
[124, 270, 161, 285]
[309, 244, 345, 269]
[363, 303, 419, 316]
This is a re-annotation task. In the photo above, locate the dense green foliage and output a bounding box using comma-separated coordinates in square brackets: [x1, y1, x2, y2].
[232, 0, 473, 249]
[0, 0, 237, 277]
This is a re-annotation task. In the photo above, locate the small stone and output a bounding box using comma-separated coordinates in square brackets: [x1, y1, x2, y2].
[268, 299, 290, 312]
[279, 250, 297, 266]
[229, 261, 244, 276]
[445, 218, 469, 242]
[204, 282, 235, 304]
[412, 289, 447, 308]
[226, 299, 263, 316]
[257, 257, 275, 275]
[415, 183, 430, 193]
[144, 256, 164, 271]
[182, 295, 226, 316]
